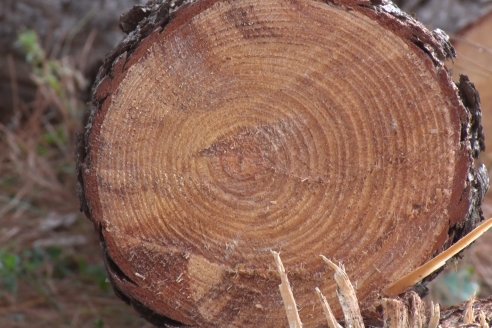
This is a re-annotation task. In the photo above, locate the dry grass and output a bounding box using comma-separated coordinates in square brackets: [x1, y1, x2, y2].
[0, 31, 151, 328]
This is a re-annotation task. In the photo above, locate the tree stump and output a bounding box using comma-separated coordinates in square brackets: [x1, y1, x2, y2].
[78, 0, 486, 326]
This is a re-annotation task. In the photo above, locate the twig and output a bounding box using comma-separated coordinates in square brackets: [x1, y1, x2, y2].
[78, 29, 97, 72]
[7, 55, 20, 115]
[384, 218, 492, 296]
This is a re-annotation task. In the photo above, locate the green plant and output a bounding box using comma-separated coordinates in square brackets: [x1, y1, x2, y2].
[17, 30, 63, 95]
[0, 21, 151, 328]
[0, 246, 109, 302]
[16, 30, 45, 66]
[0, 29, 84, 221]
[0, 250, 21, 296]
[94, 318, 105, 328]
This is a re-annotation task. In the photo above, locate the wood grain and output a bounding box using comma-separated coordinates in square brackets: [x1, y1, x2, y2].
[78, 0, 486, 326]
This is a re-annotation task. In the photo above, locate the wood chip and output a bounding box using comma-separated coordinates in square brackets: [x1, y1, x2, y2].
[382, 298, 409, 328]
[479, 311, 489, 328]
[465, 298, 476, 325]
[321, 255, 364, 328]
[315, 287, 342, 328]
[428, 301, 441, 328]
[406, 291, 426, 328]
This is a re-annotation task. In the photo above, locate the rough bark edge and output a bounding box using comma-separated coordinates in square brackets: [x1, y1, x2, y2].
[75, 0, 488, 326]
[440, 297, 492, 328]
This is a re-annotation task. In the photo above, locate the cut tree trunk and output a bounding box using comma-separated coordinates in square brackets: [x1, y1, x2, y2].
[78, 0, 487, 326]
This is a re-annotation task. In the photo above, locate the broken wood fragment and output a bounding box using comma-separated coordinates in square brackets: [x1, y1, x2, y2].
[321, 256, 364, 328]
[315, 287, 343, 328]
[272, 251, 303, 328]
[381, 298, 408, 328]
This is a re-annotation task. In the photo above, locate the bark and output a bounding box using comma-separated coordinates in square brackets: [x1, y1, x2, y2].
[78, 0, 487, 326]
[440, 297, 492, 328]
[379, 294, 492, 327]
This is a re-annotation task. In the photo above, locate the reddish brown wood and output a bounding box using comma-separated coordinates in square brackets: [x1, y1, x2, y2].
[78, 0, 486, 326]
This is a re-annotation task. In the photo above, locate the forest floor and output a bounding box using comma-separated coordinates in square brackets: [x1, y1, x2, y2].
[0, 29, 152, 328]
[1, 1, 491, 327]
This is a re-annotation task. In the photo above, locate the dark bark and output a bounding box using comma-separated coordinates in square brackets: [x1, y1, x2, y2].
[440, 297, 492, 327]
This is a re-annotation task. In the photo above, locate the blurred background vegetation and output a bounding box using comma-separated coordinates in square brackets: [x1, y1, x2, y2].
[0, 0, 491, 327]
[1, 1, 152, 327]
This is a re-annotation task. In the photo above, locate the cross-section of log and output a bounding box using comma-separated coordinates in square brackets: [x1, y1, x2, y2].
[78, 0, 486, 326]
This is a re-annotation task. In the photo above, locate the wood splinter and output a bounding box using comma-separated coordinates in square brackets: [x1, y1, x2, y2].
[320, 256, 365, 328]
[274, 253, 492, 327]
[315, 287, 343, 328]
[272, 251, 303, 328]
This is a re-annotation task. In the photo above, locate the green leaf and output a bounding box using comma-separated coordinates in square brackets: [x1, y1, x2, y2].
[16, 30, 45, 65]
[0, 251, 20, 273]
[94, 318, 105, 328]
